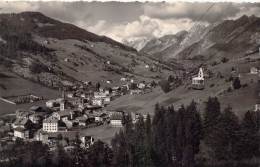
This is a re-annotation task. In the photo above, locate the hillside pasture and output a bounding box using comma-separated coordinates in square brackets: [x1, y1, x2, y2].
[0, 66, 61, 114]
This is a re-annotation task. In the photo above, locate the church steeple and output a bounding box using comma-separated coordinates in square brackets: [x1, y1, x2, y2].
[62, 90, 65, 100]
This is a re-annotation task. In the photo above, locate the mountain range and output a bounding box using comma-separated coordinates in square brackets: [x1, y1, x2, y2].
[125, 15, 260, 62]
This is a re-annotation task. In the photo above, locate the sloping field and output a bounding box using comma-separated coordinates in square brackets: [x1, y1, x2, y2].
[0, 66, 61, 114]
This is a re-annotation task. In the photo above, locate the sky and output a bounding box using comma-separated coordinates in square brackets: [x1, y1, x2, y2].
[0, 1, 259, 42]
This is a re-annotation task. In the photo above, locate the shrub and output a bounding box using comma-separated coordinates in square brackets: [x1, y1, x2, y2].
[227, 87, 232, 92]
[221, 57, 229, 63]
[160, 80, 171, 93]
[30, 62, 49, 74]
[210, 84, 215, 87]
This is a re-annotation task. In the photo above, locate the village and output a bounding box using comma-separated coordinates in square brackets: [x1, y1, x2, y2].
[0, 76, 156, 151]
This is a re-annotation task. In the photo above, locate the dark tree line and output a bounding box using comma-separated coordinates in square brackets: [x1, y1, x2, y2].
[111, 102, 202, 167]
[1, 97, 260, 167]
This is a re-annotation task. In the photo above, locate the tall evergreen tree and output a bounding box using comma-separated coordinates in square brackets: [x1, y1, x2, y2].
[241, 111, 259, 158]
[212, 106, 243, 161]
[203, 96, 221, 145]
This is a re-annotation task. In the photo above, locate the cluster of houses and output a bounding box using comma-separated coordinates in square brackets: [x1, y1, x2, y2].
[0, 76, 153, 151]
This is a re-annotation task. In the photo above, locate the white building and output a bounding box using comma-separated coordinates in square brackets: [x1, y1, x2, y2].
[52, 110, 74, 121]
[46, 100, 57, 108]
[138, 83, 146, 89]
[120, 77, 127, 81]
[14, 128, 29, 139]
[43, 116, 58, 133]
[250, 67, 258, 74]
[110, 113, 124, 127]
[94, 92, 107, 99]
[92, 98, 104, 106]
[254, 104, 260, 112]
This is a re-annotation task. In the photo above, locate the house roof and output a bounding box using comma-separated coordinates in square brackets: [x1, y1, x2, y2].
[56, 110, 75, 117]
[29, 106, 42, 111]
[93, 112, 107, 117]
[13, 118, 30, 125]
[14, 127, 28, 132]
[43, 116, 58, 123]
[110, 113, 123, 120]
[76, 117, 88, 122]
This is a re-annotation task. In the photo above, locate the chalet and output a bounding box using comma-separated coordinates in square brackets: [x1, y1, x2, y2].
[130, 90, 143, 95]
[44, 40, 50, 44]
[80, 135, 94, 148]
[254, 104, 260, 112]
[46, 100, 58, 108]
[99, 87, 105, 92]
[137, 83, 146, 89]
[105, 110, 124, 117]
[250, 67, 259, 74]
[104, 89, 110, 95]
[83, 81, 91, 86]
[43, 116, 58, 133]
[110, 113, 124, 127]
[92, 98, 104, 106]
[76, 117, 89, 126]
[120, 77, 127, 81]
[14, 128, 29, 139]
[131, 112, 140, 124]
[15, 109, 33, 119]
[94, 92, 107, 99]
[63, 120, 75, 129]
[12, 118, 32, 129]
[106, 80, 112, 84]
[0, 118, 4, 126]
[112, 87, 120, 92]
[64, 58, 70, 62]
[122, 84, 129, 90]
[93, 112, 108, 122]
[29, 106, 43, 113]
[29, 114, 42, 124]
[52, 110, 75, 121]
[71, 98, 83, 106]
[67, 94, 74, 98]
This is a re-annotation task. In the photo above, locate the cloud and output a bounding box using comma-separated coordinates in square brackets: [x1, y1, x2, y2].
[87, 15, 197, 42]
[144, 2, 242, 23]
[0, 1, 259, 43]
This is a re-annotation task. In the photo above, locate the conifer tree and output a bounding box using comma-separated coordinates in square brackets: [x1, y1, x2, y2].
[212, 106, 243, 160]
[203, 96, 221, 144]
[241, 111, 259, 158]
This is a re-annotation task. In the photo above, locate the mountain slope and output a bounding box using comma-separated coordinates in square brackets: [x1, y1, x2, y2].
[141, 15, 260, 61]
[0, 12, 182, 91]
[0, 12, 136, 52]
[122, 37, 151, 51]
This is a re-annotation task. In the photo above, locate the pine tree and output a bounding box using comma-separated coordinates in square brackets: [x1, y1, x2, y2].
[164, 105, 177, 166]
[232, 77, 241, 89]
[152, 105, 166, 166]
[241, 111, 259, 158]
[96, 82, 101, 90]
[203, 96, 221, 145]
[176, 105, 186, 166]
[212, 106, 243, 161]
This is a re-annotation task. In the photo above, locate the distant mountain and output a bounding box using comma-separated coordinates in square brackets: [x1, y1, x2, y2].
[141, 15, 260, 61]
[122, 37, 152, 51]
